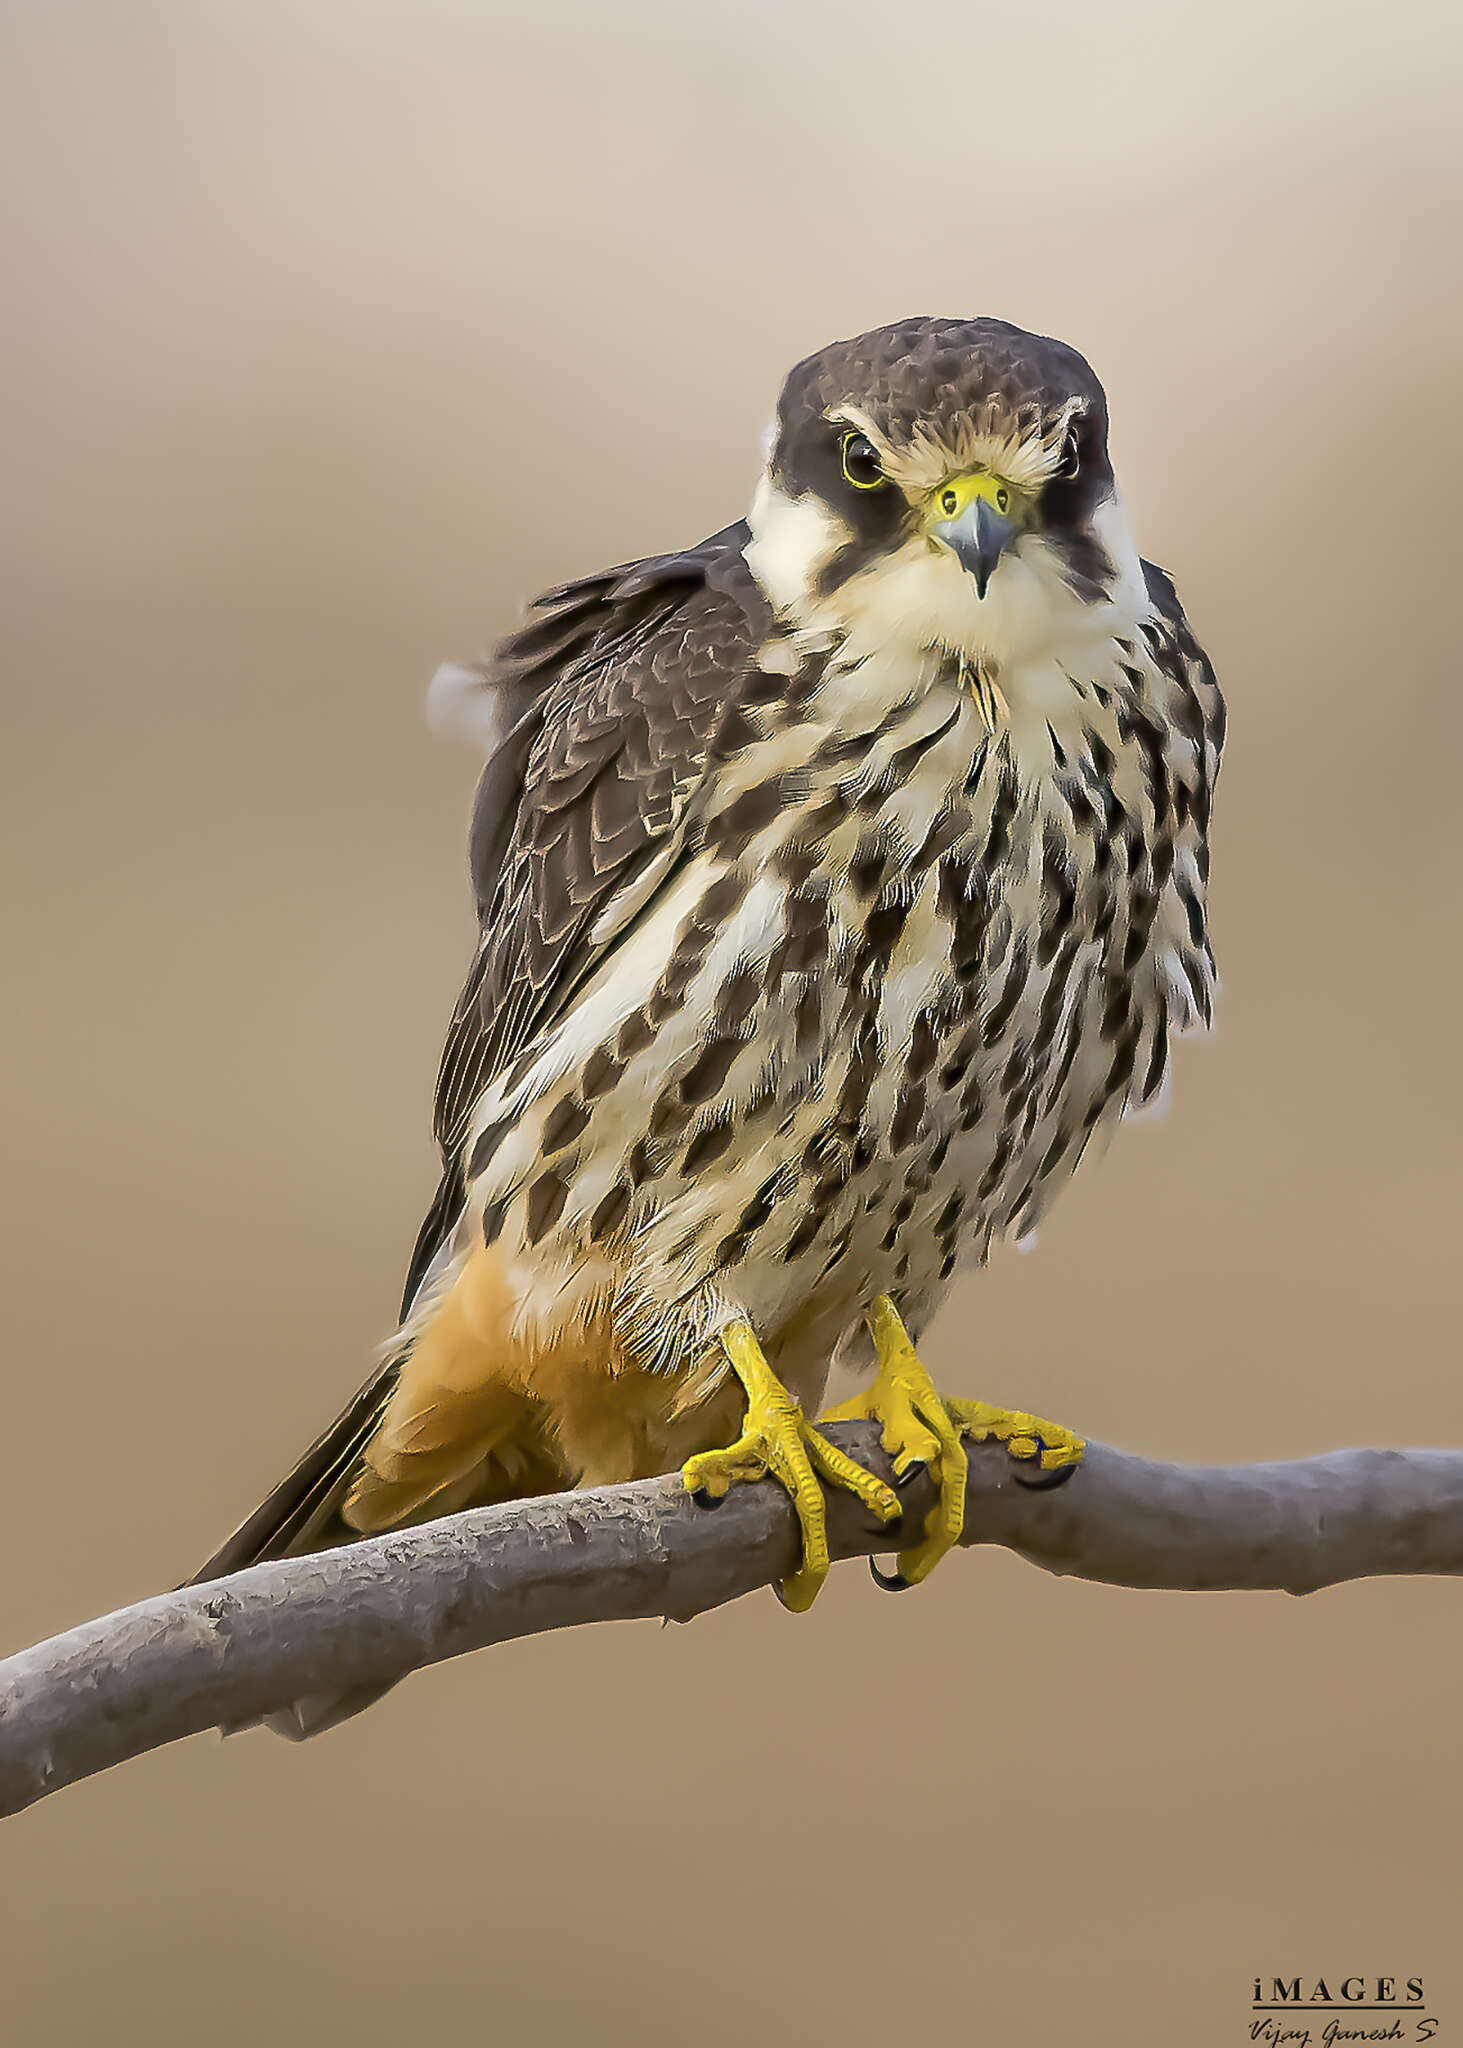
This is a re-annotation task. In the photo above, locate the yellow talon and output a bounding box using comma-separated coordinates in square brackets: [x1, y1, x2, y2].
[682, 1319, 900, 1610]
[822, 1295, 1085, 1588]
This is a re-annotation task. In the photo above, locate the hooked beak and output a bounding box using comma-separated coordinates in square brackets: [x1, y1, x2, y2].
[932, 495, 1015, 600]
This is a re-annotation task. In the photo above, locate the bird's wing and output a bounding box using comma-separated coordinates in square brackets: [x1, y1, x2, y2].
[1139, 555, 1227, 776]
[192, 523, 767, 1585]
[401, 521, 769, 1314]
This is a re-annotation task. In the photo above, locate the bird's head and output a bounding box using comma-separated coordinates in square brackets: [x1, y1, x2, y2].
[746, 316, 1142, 668]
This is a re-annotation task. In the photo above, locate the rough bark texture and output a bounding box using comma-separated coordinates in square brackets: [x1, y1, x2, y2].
[3, 1425, 1461, 1819]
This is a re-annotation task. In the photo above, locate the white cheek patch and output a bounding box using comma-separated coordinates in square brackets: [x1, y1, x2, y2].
[744, 475, 852, 616]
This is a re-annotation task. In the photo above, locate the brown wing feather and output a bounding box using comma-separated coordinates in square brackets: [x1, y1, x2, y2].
[401, 521, 767, 1312]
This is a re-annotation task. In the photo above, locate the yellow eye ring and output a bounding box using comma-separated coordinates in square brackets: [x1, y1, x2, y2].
[841, 431, 887, 490]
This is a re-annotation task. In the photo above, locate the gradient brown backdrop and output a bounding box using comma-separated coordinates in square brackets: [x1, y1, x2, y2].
[3, 3, 1461, 2042]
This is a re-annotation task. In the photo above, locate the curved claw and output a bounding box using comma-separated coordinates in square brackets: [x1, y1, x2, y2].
[682, 1319, 899, 1611]
[1012, 1453, 1081, 1491]
[869, 1556, 913, 1592]
[825, 1297, 1088, 1590]
[836, 1296, 969, 1587]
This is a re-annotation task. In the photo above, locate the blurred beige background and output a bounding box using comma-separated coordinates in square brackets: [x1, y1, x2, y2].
[2, 2, 1461, 2041]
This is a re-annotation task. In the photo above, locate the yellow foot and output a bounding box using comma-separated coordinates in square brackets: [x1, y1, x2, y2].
[821, 1295, 1084, 1590]
[682, 1319, 900, 1612]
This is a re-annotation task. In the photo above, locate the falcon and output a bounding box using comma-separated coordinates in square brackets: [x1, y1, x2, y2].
[200, 317, 1224, 1731]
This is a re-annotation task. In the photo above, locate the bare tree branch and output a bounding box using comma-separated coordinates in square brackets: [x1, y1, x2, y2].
[2, 1423, 1461, 1819]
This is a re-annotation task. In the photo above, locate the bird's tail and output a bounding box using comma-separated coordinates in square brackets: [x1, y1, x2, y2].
[192, 1360, 403, 1589]
[189, 1352, 422, 1739]
[191, 1248, 559, 1739]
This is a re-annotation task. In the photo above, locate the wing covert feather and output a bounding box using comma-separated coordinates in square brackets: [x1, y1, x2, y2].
[401, 524, 767, 1311]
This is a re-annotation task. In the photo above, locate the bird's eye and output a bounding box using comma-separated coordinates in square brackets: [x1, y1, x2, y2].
[1056, 430, 1081, 481]
[840, 432, 886, 490]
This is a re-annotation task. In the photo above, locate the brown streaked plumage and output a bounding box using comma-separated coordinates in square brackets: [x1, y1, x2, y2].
[198, 317, 1224, 1732]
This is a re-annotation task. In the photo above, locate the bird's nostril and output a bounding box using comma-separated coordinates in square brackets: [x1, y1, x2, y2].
[941, 489, 958, 514]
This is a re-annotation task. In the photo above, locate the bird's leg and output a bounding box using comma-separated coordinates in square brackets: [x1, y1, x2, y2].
[821, 1294, 1084, 1589]
[682, 1319, 901, 1611]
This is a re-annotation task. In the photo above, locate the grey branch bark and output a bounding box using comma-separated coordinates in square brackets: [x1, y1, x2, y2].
[3, 1424, 1461, 1820]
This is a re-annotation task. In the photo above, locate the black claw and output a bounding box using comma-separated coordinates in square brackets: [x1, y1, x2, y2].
[894, 1459, 928, 1491]
[770, 1578, 795, 1610]
[869, 1557, 913, 1592]
[1012, 1453, 1079, 1492]
[690, 1487, 726, 1510]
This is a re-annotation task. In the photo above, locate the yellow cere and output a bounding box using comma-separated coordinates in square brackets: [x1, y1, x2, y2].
[924, 470, 1021, 527]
